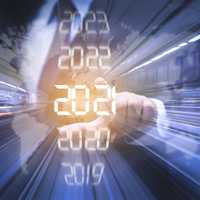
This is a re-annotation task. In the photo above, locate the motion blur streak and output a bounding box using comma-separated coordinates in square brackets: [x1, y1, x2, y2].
[0, 0, 200, 200]
[20, 0, 57, 94]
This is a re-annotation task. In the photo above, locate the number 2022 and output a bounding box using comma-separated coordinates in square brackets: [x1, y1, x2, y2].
[54, 84, 116, 116]
[58, 46, 111, 70]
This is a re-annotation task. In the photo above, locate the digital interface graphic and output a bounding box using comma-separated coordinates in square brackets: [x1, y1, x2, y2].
[0, 0, 200, 200]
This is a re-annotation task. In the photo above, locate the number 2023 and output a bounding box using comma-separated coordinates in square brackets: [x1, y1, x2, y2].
[59, 11, 110, 34]
[54, 84, 116, 116]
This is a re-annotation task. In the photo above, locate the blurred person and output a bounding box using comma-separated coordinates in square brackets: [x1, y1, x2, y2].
[58, 77, 166, 142]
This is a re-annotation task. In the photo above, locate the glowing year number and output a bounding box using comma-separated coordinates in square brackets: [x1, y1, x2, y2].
[58, 46, 111, 70]
[59, 11, 110, 34]
[54, 84, 116, 116]
[58, 128, 110, 151]
[62, 163, 104, 186]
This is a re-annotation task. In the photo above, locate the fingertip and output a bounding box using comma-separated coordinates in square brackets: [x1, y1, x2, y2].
[94, 77, 107, 84]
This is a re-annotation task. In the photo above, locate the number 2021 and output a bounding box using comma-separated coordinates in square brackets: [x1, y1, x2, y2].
[54, 84, 116, 116]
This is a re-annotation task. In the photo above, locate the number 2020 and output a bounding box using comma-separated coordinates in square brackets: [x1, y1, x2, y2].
[58, 128, 110, 151]
[54, 84, 116, 116]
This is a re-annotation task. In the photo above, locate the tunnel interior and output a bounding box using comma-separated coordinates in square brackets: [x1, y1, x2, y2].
[0, 0, 200, 200]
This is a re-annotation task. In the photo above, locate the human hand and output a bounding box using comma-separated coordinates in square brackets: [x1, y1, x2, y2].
[58, 77, 157, 142]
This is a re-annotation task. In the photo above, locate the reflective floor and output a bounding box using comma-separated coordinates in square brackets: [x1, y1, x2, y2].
[0, 0, 200, 199]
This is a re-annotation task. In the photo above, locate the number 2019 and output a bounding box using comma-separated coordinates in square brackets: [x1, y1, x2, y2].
[62, 163, 104, 186]
[54, 84, 116, 116]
